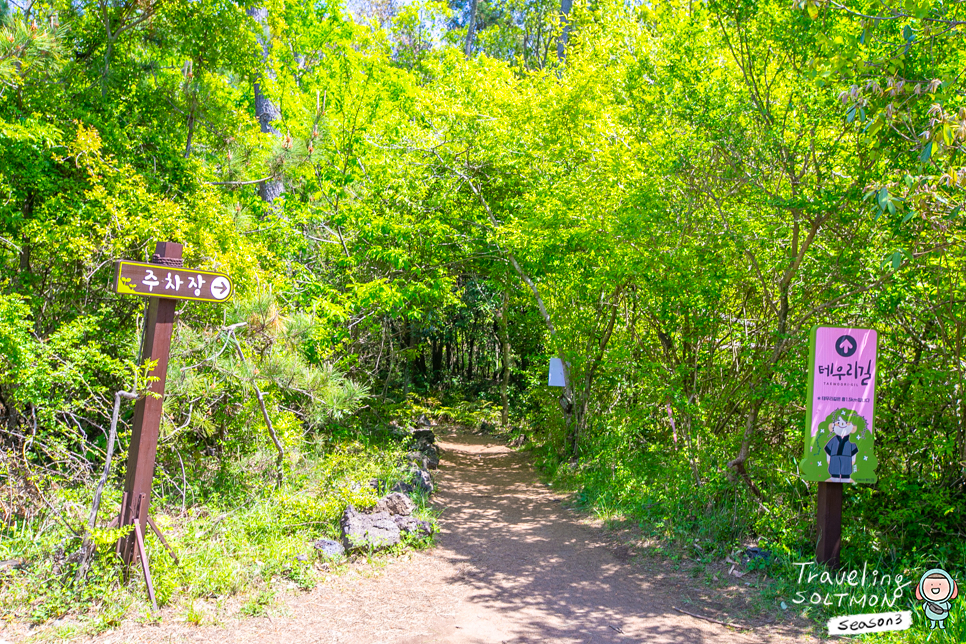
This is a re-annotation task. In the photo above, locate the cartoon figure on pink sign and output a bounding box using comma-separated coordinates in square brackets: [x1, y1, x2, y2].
[799, 327, 879, 484]
[823, 411, 861, 482]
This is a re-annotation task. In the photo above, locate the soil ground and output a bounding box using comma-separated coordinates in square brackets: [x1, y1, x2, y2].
[13, 429, 822, 643]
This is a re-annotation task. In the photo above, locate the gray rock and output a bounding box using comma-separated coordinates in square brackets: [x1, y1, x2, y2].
[390, 481, 416, 495]
[393, 515, 434, 537]
[375, 492, 416, 516]
[741, 547, 772, 563]
[416, 413, 432, 427]
[313, 538, 346, 560]
[411, 428, 436, 444]
[419, 443, 439, 470]
[340, 507, 401, 552]
[411, 468, 434, 495]
[406, 451, 429, 470]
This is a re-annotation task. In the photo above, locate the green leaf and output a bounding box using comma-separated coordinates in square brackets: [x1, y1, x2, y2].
[877, 187, 890, 209]
[902, 210, 915, 223]
[942, 124, 954, 145]
[920, 141, 933, 163]
[865, 116, 883, 135]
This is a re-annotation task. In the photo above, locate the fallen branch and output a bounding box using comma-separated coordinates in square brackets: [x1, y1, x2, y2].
[230, 335, 285, 488]
[206, 176, 274, 186]
[76, 388, 138, 583]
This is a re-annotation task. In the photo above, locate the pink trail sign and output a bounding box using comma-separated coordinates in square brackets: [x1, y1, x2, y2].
[799, 326, 879, 484]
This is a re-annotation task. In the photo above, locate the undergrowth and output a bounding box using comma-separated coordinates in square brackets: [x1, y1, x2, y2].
[0, 431, 436, 638]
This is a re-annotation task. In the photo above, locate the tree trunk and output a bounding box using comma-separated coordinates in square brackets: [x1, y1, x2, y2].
[464, 0, 480, 57]
[431, 337, 443, 381]
[498, 299, 510, 427]
[247, 7, 285, 205]
[567, 286, 623, 457]
[414, 336, 427, 380]
[403, 322, 413, 397]
[557, 0, 574, 62]
[727, 397, 765, 500]
[381, 342, 394, 403]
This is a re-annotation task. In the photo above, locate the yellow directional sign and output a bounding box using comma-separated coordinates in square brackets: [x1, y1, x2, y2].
[113, 261, 233, 303]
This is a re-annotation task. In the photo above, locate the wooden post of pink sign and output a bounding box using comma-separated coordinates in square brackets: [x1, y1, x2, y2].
[816, 481, 843, 568]
[799, 326, 879, 569]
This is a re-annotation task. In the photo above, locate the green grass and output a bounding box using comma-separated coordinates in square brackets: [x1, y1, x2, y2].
[0, 434, 437, 637]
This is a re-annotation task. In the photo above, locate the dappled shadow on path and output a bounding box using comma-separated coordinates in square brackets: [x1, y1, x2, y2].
[72, 428, 815, 644]
[420, 431, 793, 644]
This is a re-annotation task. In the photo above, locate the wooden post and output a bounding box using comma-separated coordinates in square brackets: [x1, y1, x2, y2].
[117, 241, 182, 565]
[816, 481, 843, 569]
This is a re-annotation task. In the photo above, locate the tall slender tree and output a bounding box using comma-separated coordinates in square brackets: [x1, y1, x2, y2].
[247, 6, 285, 205]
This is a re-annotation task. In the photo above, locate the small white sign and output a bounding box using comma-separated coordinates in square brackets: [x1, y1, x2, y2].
[827, 611, 912, 636]
[548, 358, 566, 387]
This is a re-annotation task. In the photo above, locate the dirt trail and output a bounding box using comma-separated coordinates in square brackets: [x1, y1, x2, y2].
[80, 430, 817, 644]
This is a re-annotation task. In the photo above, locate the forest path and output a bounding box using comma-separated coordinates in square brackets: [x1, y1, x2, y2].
[84, 429, 817, 644]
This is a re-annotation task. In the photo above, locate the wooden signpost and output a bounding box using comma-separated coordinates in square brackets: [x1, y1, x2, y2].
[111, 242, 233, 609]
[799, 326, 878, 569]
[114, 260, 233, 303]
